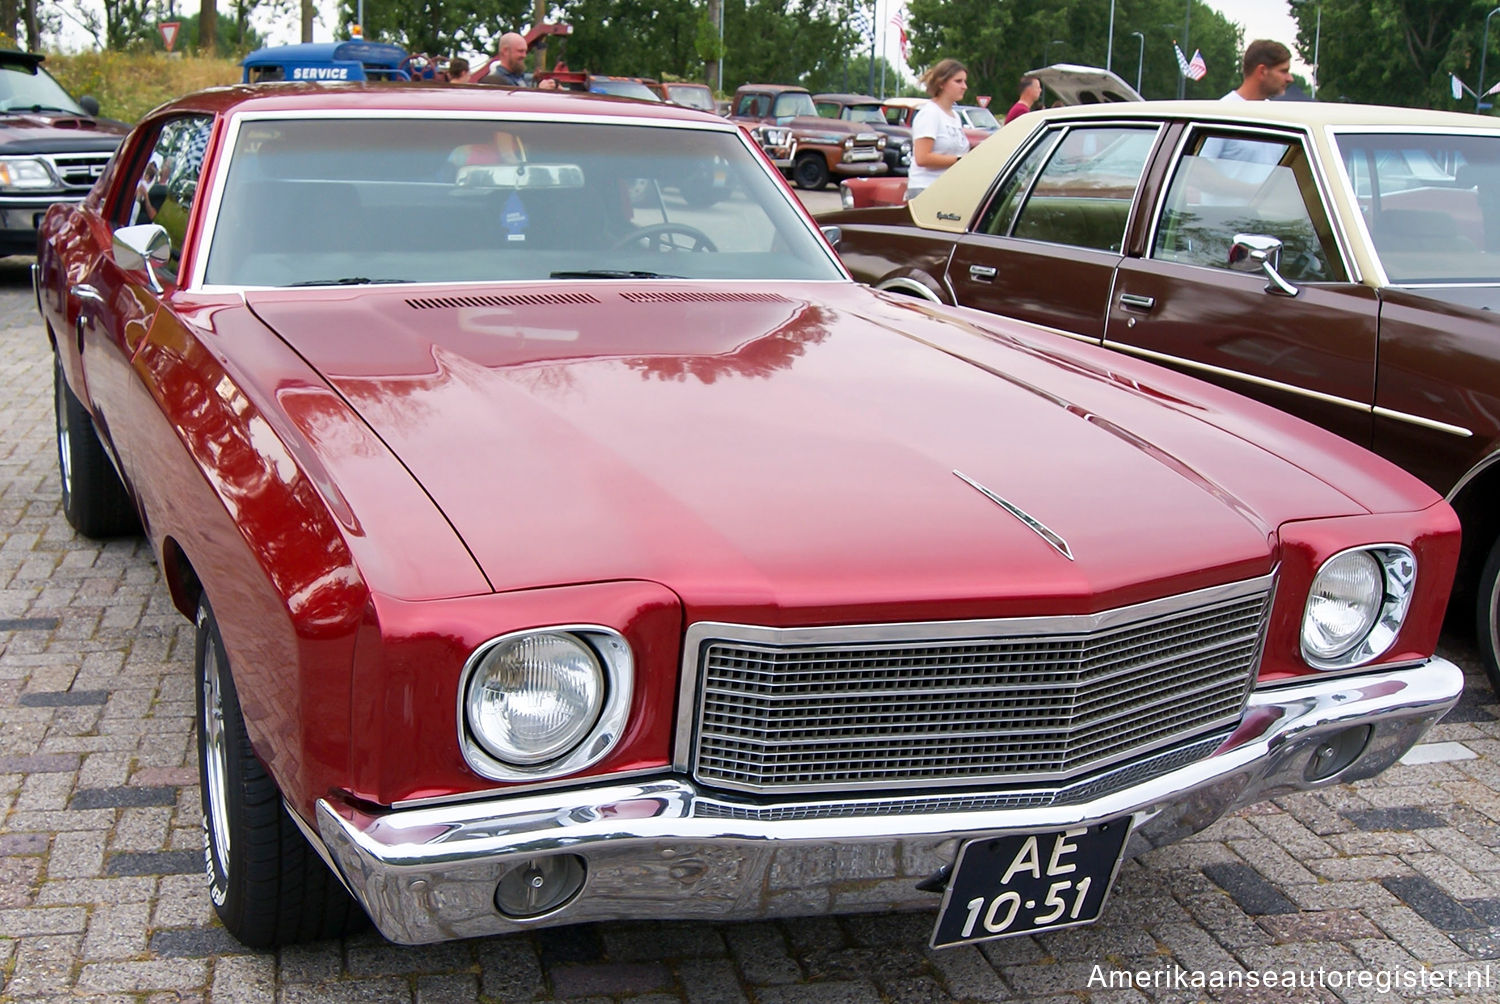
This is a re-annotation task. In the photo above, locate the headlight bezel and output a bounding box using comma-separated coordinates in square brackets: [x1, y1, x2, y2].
[458, 624, 634, 781]
[1300, 545, 1416, 670]
[0, 156, 60, 192]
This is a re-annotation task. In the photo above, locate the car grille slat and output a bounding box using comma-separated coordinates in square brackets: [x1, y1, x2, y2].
[691, 584, 1270, 793]
[46, 152, 114, 192]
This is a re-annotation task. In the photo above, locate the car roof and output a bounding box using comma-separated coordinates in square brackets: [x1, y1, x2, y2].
[814, 93, 881, 104]
[149, 81, 733, 125]
[906, 97, 1500, 236]
[881, 96, 926, 107]
[737, 83, 810, 94]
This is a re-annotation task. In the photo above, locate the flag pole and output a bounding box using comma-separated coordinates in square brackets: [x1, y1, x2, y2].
[880, 1, 888, 98]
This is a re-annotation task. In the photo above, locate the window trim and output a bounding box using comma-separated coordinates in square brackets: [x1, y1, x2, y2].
[1145, 122, 1358, 285]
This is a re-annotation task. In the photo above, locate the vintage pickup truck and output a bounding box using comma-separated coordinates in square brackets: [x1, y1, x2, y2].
[729, 83, 886, 189]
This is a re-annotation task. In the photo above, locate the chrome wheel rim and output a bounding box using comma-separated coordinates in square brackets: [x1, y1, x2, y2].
[201, 637, 232, 879]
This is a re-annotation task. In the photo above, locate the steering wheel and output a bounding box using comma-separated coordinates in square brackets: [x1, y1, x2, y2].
[611, 222, 718, 253]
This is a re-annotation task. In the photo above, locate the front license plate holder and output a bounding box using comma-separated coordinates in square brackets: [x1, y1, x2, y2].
[930, 819, 1132, 948]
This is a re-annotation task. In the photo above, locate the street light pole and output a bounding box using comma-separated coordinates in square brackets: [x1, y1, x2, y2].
[1130, 31, 1145, 94]
[1312, 5, 1321, 100]
[1107, 0, 1116, 72]
[1045, 39, 1066, 66]
[1177, 0, 1192, 100]
[1480, 6, 1500, 113]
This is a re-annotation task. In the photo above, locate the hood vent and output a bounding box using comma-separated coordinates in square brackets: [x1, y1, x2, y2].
[617, 291, 793, 304]
[406, 292, 601, 310]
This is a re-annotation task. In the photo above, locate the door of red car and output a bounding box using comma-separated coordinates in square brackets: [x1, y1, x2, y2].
[1103, 126, 1379, 447]
[947, 123, 1161, 339]
[74, 114, 215, 470]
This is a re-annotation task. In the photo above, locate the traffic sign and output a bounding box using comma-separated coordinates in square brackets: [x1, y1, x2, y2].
[159, 21, 181, 52]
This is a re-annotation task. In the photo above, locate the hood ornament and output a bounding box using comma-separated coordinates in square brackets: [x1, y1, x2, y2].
[953, 470, 1074, 561]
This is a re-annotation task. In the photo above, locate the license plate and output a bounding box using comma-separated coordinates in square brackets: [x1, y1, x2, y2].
[930, 820, 1131, 948]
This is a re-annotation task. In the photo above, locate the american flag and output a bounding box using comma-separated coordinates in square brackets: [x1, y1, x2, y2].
[1174, 42, 1207, 81]
[890, 6, 909, 61]
[851, 6, 873, 44]
[1187, 48, 1208, 81]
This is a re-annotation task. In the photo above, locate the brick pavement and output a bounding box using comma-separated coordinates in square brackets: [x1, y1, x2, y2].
[5, 257, 1500, 1002]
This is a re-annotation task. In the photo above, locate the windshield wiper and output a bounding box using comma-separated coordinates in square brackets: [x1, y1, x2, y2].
[287, 277, 407, 287]
[7, 105, 77, 114]
[549, 269, 683, 280]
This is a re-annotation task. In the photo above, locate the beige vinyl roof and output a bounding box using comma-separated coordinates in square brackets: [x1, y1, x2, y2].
[909, 100, 1500, 243]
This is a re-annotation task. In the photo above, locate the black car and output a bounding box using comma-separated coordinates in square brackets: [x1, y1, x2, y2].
[0, 50, 125, 256]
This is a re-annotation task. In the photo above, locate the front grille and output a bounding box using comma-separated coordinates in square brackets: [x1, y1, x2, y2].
[690, 579, 1271, 793]
[46, 152, 115, 193]
[692, 731, 1230, 819]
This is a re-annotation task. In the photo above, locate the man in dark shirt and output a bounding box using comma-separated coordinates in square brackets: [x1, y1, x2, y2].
[482, 33, 556, 88]
[1004, 76, 1041, 124]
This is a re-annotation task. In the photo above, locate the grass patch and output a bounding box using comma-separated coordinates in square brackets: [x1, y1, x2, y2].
[45, 51, 241, 124]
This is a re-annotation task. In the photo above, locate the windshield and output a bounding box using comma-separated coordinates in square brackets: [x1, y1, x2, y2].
[959, 106, 999, 131]
[588, 78, 661, 101]
[666, 85, 715, 112]
[1336, 132, 1500, 283]
[844, 104, 885, 125]
[203, 117, 842, 287]
[772, 92, 817, 119]
[0, 60, 84, 114]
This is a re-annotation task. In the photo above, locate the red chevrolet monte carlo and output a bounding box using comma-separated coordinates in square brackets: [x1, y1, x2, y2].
[35, 84, 1464, 950]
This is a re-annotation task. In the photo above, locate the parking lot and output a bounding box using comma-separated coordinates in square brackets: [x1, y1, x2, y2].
[6, 250, 1500, 1002]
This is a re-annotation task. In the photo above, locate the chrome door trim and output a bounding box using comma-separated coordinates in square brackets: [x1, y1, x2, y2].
[1108, 341, 1472, 437]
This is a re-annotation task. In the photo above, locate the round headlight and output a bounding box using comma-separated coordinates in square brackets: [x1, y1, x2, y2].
[1302, 550, 1383, 661]
[465, 632, 605, 765]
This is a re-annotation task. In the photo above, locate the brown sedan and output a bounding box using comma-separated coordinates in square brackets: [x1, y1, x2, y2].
[822, 99, 1500, 690]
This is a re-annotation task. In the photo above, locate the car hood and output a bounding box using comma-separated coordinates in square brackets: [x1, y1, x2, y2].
[0, 111, 127, 152]
[246, 282, 1382, 621]
[1024, 63, 1144, 105]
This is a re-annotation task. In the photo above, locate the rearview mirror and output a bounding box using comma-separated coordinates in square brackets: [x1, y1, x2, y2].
[1228, 233, 1298, 297]
[113, 224, 172, 295]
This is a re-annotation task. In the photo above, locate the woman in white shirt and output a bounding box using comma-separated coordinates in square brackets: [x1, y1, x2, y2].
[907, 59, 970, 198]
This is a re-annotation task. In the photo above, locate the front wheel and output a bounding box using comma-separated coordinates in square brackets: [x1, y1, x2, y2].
[792, 153, 831, 190]
[195, 598, 367, 947]
[1476, 536, 1500, 695]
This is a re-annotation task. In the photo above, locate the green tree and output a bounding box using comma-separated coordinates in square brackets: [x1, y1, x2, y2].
[335, 0, 530, 57]
[904, 0, 1241, 104]
[1294, 0, 1489, 109]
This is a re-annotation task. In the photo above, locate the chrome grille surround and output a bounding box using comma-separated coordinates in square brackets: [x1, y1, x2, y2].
[44, 152, 115, 193]
[677, 574, 1274, 795]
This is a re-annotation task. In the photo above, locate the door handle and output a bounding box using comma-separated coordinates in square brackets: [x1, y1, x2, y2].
[70, 283, 105, 304]
[968, 265, 997, 282]
[1119, 293, 1156, 311]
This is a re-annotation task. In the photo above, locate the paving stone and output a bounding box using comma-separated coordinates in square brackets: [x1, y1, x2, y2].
[1200, 861, 1299, 916]
[550, 962, 674, 998]
[207, 954, 276, 1004]
[150, 927, 250, 959]
[676, 959, 750, 1004]
[17, 689, 109, 706]
[1344, 806, 1449, 830]
[70, 786, 177, 810]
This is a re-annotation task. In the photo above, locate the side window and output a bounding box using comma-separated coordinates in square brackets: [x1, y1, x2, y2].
[815, 102, 839, 118]
[976, 129, 1061, 236]
[1151, 130, 1344, 282]
[995, 126, 1155, 252]
[121, 114, 213, 282]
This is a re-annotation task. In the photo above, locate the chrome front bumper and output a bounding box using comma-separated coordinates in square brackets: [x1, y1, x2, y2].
[316, 660, 1461, 945]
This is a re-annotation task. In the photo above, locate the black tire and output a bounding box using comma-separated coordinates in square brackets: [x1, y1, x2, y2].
[195, 598, 367, 947]
[792, 153, 831, 190]
[1476, 536, 1500, 695]
[53, 354, 138, 538]
[678, 174, 723, 208]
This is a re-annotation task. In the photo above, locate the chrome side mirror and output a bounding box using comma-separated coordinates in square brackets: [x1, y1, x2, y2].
[820, 225, 842, 248]
[112, 224, 171, 295]
[1228, 233, 1298, 297]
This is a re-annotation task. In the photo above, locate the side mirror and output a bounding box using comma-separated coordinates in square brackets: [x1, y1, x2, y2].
[820, 225, 842, 248]
[79, 95, 101, 117]
[113, 224, 172, 295]
[1228, 233, 1298, 297]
